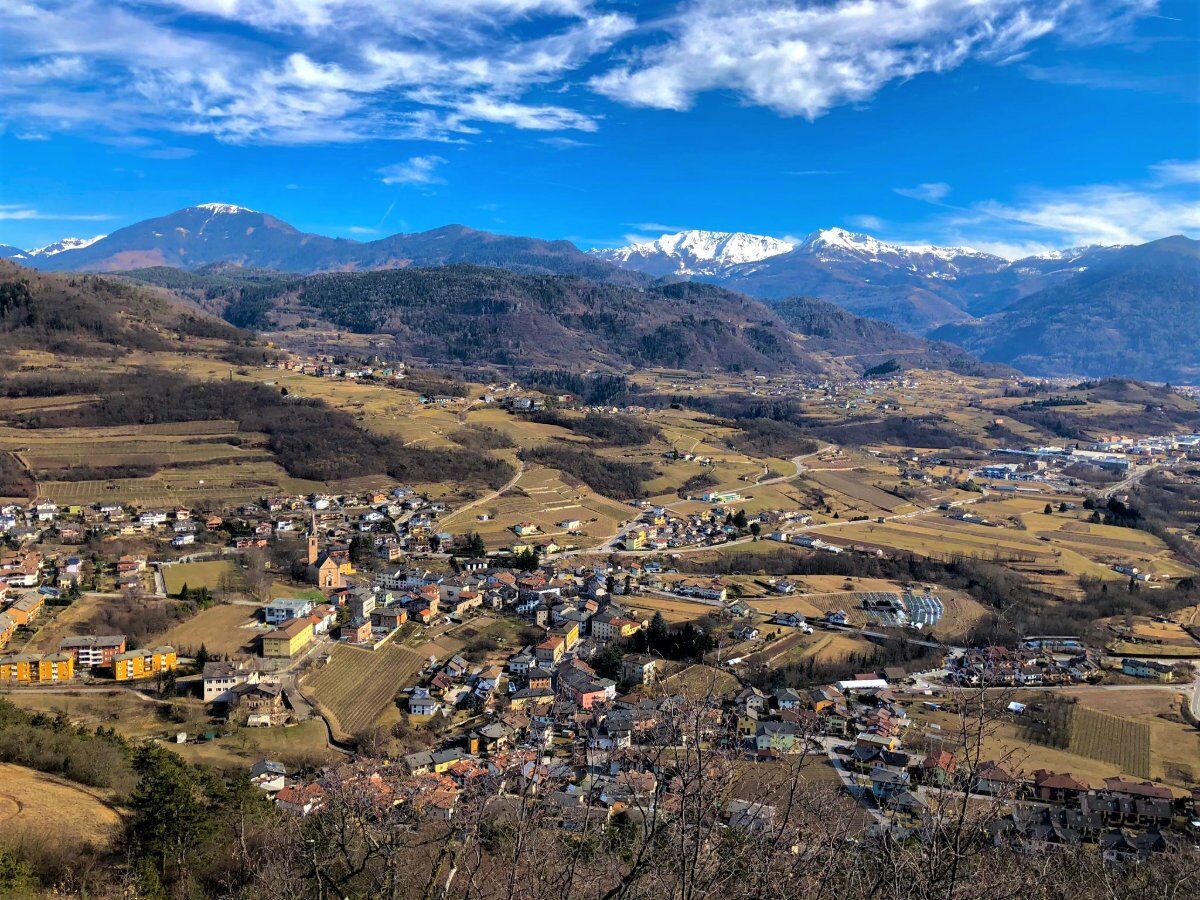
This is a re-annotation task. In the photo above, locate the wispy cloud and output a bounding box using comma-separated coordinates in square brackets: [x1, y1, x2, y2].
[902, 159, 1200, 256]
[0, 1, 1164, 146]
[1150, 159, 1200, 185]
[347, 225, 378, 234]
[379, 155, 448, 185]
[0, 204, 112, 221]
[846, 214, 886, 231]
[0, 1, 633, 145]
[590, 0, 1156, 119]
[1021, 62, 1194, 97]
[895, 182, 952, 203]
[625, 222, 692, 233]
[141, 146, 196, 160]
[539, 136, 591, 149]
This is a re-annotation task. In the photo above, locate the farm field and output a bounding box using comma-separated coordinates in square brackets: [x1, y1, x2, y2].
[161, 559, 241, 594]
[743, 630, 872, 669]
[0, 763, 122, 847]
[907, 690, 1195, 792]
[155, 602, 265, 657]
[1060, 689, 1200, 787]
[1066, 706, 1151, 778]
[302, 644, 426, 740]
[623, 593, 719, 624]
[172, 720, 338, 771]
[806, 469, 915, 516]
[443, 464, 638, 550]
[37, 458, 324, 508]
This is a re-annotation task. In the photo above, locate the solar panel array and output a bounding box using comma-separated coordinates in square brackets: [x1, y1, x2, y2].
[903, 591, 944, 628]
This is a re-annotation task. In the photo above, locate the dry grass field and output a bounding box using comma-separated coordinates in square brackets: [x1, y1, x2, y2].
[0, 763, 122, 847]
[171, 720, 338, 771]
[743, 630, 872, 669]
[807, 469, 915, 516]
[302, 644, 426, 740]
[161, 559, 242, 594]
[660, 663, 742, 699]
[443, 464, 638, 550]
[907, 688, 1196, 792]
[23, 594, 105, 652]
[155, 603, 265, 657]
[623, 593, 720, 624]
[2, 690, 213, 741]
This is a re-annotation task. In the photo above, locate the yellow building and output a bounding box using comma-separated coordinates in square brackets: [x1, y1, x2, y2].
[553, 621, 580, 649]
[0, 651, 74, 683]
[261, 618, 314, 658]
[113, 646, 177, 681]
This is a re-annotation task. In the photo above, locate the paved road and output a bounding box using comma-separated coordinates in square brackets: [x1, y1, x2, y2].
[439, 459, 525, 528]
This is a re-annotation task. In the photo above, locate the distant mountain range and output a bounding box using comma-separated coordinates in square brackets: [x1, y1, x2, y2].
[595, 227, 1129, 332]
[7, 204, 1197, 380]
[932, 236, 1200, 382]
[17, 203, 642, 285]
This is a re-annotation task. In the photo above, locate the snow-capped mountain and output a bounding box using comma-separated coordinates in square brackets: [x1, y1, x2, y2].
[590, 230, 794, 277]
[796, 227, 1007, 279]
[596, 225, 1125, 332]
[26, 235, 107, 257]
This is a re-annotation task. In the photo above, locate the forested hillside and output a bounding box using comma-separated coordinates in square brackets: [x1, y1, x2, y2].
[204, 264, 826, 373]
[772, 295, 1011, 376]
[932, 237, 1200, 381]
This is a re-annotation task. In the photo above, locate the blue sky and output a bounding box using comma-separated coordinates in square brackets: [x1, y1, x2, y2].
[1, 0, 1197, 257]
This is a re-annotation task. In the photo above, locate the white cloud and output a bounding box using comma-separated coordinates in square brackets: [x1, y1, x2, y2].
[911, 159, 1200, 254]
[346, 225, 377, 234]
[0, 1, 1160, 146]
[590, 0, 1157, 119]
[0, 1, 632, 144]
[0, 204, 112, 221]
[895, 182, 952, 203]
[379, 155, 447, 185]
[846, 214, 886, 231]
[974, 185, 1200, 247]
[1150, 159, 1200, 185]
[539, 136, 591, 149]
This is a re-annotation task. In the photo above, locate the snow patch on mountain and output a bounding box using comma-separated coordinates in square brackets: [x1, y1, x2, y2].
[591, 230, 794, 276]
[26, 235, 107, 257]
[195, 203, 255, 215]
[798, 227, 1004, 274]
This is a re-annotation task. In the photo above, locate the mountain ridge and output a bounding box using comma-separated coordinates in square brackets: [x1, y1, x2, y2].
[931, 236, 1200, 382]
[25, 204, 646, 286]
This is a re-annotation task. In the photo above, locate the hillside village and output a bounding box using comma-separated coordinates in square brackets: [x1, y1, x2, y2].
[2, 415, 1198, 866]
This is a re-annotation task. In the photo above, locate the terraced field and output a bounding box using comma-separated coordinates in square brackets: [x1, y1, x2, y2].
[1068, 707, 1151, 778]
[302, 644, 425, 739]
[447, 464, 638, 550]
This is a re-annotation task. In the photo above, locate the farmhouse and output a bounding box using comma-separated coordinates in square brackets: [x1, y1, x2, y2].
[203, 660, 262, 702]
